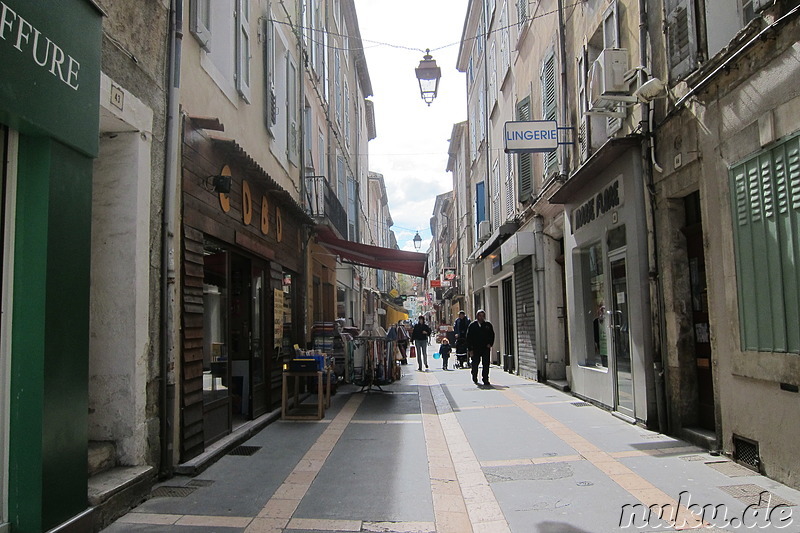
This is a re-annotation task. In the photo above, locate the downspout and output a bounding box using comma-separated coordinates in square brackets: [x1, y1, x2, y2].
[296, 0, 310, 345]
[533, 215, 548, 382]
[638, 0, 668, 433]
[160, 0, 182, 478]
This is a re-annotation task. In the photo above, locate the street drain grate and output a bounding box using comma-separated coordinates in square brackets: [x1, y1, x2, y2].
[187, 479, 215, 487]
[706, 460, 758, 477]
[228, 445, 261, 456]
[150, 486, 196, 498]
[571, 401, 592, 407]
[718, 484, 796, 508]
[576, 480, 594, 486]
[679, 455, 708, 462]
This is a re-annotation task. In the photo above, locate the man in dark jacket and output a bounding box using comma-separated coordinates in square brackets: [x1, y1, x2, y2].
[410, 315, 432, 371]
[466, 309, 495, 386]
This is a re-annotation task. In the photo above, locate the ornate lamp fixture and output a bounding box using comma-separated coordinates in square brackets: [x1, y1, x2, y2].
[415, 49, 441, 106]
[413, 231, 422, 250]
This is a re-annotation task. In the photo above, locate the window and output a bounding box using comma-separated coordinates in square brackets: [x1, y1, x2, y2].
[516, 97, 532, 202]
[236, 0, 251, 102]
[730, 134, 800, 353]
[577, 48, 590, 161]
[337, 155, 346, 199]
[347, 176, 359, 241]
[335, 52, 342, 123]
[488, 42, 497, 111]
[190, 0, 211, 50]
[541, 50, 558, 175]
[475, 181, 487, 239]
[501, 2, 510, 74]
[665, 0, 699, 81]
[203, 240, 230, 403]
[580, 242, 608, 368]
[344, 83, 350, 146]
[318, 130, 325, 176]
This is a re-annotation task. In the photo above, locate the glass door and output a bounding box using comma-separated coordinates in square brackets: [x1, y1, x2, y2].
[610, 254, 634, 417]
[250, 262, 269, 418]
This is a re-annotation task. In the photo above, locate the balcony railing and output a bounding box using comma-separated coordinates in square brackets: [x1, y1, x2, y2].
[305, 176, 348, 238]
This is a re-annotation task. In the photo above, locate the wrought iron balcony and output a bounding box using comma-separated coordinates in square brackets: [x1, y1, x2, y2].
[305, 176, 348, 239]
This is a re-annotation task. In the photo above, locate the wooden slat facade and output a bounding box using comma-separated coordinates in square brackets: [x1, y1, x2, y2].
[179, 117, 308, 462]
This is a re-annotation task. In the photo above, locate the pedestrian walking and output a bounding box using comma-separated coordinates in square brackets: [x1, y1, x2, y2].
[411, 315, 432, 371]
[466, 309, 494, 386]
[439, 338, 452, 370]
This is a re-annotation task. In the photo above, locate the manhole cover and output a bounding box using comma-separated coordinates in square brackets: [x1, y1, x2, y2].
[150, 486, 196, 498]
[571, 401, 592, 407]
[706, 460, 757, 477]
[228, 445, 261, 456]
[187, 479, 215, 487]
[718, 484, 796, 508]
[483, 462, 573, 483]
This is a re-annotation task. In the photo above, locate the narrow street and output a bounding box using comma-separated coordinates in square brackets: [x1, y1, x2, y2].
[103, 366, 799, 533]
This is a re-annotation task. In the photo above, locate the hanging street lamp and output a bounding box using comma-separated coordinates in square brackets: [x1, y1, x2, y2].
[413, 231, 423, 250]
[415, 49, 441, 106]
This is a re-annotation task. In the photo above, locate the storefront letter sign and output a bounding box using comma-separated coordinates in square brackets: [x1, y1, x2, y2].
[572, 178, 624, 233]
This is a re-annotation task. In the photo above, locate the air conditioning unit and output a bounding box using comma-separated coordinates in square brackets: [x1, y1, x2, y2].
[478, 220, 491, 242]
[589, 48, 632, 110]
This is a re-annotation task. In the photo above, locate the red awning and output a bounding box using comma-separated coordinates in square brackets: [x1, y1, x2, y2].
[315, 227, 428, 278]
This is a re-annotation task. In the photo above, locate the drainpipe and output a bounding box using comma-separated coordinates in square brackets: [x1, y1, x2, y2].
[160, 0, 182, 478]
[533, 215, 548, 382]
[556, 0, 570, 181]
[638, 0, 668, 434]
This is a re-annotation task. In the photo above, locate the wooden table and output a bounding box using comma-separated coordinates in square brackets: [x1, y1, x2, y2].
[281, 369, 332, 420]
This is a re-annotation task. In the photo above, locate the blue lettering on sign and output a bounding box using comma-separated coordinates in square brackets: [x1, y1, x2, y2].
[507, 129, 558, 141]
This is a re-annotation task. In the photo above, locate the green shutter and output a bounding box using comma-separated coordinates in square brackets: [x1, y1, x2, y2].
[516, 97, 532, 202]
[730, 134, 800, 353]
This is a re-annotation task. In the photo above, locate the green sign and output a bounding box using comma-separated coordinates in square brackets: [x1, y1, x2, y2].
[0, 0, 102, 157]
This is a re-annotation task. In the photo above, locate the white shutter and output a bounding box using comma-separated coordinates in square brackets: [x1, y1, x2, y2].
[666, 0, 699, 81]
[505, 153, 515, 220]
[190, 0, 211, 50]
[489, 42, 497, 111]
[603, 1, 623, 134]
[235, 0, 251, 102]
[263, 16, 276, 132]
[492, 160, 501, 228]
[577, 49, 590, 162]
[287, 56, 298, 163]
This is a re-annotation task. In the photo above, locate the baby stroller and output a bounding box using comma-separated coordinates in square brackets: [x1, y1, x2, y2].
[455, 337, 469, 369]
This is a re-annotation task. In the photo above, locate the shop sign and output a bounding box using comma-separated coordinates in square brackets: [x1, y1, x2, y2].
[504, 120, 558, 153]
[0, 0, 102, 157]
[442, 268, 456, 281]
[571, 178, 624, 233]
[501, 232, 535, 266]
[490, 250, 503, 275]
[430, 279, 442, 287]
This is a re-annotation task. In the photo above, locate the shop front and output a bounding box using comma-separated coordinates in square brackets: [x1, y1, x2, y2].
[179, 117, 309, 461]
[1, 1, 102, 531]
[557, 141, 656, 424]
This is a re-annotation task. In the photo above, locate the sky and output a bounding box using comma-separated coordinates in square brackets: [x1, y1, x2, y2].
[352, 0, 468, 252]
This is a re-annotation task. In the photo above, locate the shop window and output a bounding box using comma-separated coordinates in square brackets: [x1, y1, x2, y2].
[730, 134, 800, 353]
[280, 270, 295, 356]
[203, 241, 229, 403]
[580, 242, 608, 368]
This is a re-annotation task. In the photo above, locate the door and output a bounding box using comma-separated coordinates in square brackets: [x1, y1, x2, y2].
[251, 261, 269, 418]
[684, 223, 715, 431]
[502, 278, 515, 373]
[610, 254, 634, 417]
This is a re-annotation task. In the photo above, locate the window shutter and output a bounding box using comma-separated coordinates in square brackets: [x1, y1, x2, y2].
[335, 52, 342, 123]
[475, 181, 487, 238]
[505, 153, 515, 220]
[287, 57, 298, 163]
[236, 0, 251, 102]
[516, 97, 532, 202]
[492, 160, 501, 228]
[344, 83, 350, 145]
[263, 17, 276, 132]
[666, 0, 698, 81]
[190, 0, 211, 50]
[577, 47, 591, 161]
[603, 0, 620, 48]
[501, 2, 510, 72]
[489, 42, 497, 111]
[541, 51, 558, 174]
[730, 134, 800, 353]
[516, 0, 527, 28]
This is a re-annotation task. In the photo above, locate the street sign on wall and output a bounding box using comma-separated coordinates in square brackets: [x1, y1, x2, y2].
[504, 120, 558, 153]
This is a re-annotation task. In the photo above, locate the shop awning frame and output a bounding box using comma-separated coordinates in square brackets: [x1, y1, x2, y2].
[315, 227, 428, 278]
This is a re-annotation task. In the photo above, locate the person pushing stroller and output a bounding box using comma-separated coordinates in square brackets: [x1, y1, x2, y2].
[453, 311, 470, 369]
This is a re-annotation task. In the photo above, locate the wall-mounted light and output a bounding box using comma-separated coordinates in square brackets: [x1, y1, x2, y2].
[209, 174, 232, 194]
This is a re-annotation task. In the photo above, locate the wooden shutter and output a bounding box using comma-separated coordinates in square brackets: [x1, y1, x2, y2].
[516, 97, 532, 202]
[665, 0, 698, 81]
[730, 134, 800, 353]
[577, 47, 590, 161]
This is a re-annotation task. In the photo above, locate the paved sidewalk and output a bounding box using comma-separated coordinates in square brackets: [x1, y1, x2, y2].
[102, 365, 800, 532]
